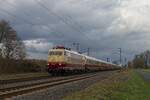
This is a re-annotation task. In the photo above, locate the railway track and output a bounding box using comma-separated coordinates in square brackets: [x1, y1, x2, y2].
[0, 75, 50, 85]
[0, 72, 98, 99]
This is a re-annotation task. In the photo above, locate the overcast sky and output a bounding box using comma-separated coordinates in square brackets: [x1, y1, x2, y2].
[0, 0, 150, 62]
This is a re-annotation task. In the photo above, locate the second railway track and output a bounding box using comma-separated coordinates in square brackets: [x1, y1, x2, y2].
[0, 72, 98, 99]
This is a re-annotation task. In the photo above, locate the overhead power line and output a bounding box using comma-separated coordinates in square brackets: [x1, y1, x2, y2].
[34, 0, 84, 34]
[0, 1, 65, 36]
[2, 0, 87, 38]
[0, 8, 34, 25]
[2, 0, 32, 18]
[34, 0, 90, 51]
[0, 0, 91, 52]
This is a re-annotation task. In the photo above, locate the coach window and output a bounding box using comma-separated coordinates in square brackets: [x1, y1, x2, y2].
[64, 51, 66, 55]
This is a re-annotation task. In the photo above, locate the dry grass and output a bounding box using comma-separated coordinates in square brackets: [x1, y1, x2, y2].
[64, 69, 150, 100]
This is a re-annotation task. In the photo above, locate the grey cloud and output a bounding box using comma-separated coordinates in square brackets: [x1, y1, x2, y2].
[0, 0, 150, 61]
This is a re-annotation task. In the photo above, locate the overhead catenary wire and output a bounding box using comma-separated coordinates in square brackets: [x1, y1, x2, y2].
[0, 0, 66, 38]
[34, 0, 93, 53]
[0, 0, 61, 33]
[34, 0, 84, 35]
[0, 0, 92, 55]
[1, 0, 86, 38]
[0, 8, 35, 26]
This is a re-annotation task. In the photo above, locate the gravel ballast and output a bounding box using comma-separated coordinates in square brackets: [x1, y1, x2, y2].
[10, 71, 117, 100]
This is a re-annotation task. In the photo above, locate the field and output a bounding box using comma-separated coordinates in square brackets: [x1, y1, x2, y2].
[64, 69, 150, 100]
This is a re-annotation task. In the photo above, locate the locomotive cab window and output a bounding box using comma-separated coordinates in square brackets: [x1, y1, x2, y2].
[49, 51, 63, 55]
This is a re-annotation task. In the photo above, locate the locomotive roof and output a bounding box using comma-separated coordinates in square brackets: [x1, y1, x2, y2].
[84, 55, 117, 65]
[65, 49, 84, 56]
[85, 55, 106, 62]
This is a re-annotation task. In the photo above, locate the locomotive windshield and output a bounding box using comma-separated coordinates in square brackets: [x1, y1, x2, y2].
[49, 51, 63, 55]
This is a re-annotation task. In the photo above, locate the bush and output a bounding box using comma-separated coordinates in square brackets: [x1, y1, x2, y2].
[0, 58, 47, 74]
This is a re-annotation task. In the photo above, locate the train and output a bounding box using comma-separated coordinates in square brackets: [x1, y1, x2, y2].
[47, 46, 121, 75]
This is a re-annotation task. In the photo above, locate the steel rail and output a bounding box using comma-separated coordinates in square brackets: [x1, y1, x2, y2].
[0, 73, 94, 92]
[0, 73, 97, 99]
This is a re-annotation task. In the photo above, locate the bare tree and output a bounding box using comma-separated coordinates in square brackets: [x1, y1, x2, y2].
[0, 20, 10, 43]
[12, 38, 26, 59]
[0, 20, 26, 59]
[133, 55, 145, 68]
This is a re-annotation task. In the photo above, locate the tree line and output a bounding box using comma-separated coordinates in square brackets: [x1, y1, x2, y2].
[0, 20, 46, 74]
[128, 50, 150, 68]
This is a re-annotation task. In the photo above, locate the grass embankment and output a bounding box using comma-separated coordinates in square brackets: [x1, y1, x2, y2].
[64, 69, 150, 100]
[143, 68, 150, 73]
